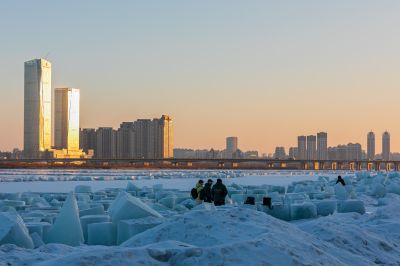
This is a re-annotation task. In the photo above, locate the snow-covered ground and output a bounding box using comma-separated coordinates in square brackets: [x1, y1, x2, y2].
[0, 170, 399, 265]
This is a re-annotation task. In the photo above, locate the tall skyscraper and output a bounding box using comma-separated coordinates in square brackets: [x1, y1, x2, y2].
[226, 137, 238, 158]
[54, 88, 80, 151]
[297, 136, 307, 160]
[306, 135, 317, 160]
[367, 131, 375, 160]
[382, 131, 390, 160]
[24, 59, 52, 158]
[317, 132, 328, 160]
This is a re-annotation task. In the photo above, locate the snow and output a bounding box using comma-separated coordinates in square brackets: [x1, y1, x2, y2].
[0, 169, 400, 265]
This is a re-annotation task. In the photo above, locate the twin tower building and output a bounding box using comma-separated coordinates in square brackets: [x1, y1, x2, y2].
[23, 58, 173, 159]
[24, 58, 84, 159]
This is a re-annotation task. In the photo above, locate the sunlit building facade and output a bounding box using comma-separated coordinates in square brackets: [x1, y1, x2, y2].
[24, 59, 52, 159]
[54, 88, 80, 151]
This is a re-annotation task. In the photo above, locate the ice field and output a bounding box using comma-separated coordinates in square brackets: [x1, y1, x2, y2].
[0, 169, 400, 265]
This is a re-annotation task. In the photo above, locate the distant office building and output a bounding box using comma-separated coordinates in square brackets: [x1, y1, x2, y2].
[24, 59, 52, 158]
[382, 131, 390, 160]
[80, 128, 97, 153]
[274, 147, 286, 159]
[96, 127, 116, 159]
[288, 147, 298, 159]
[306, 135, 317, 160]
[54, 88, 80, 151]
[226, 137, 238, 158]
[297, 136, 307, 160]
[367, 131, 375, 160]
[317, 132, 328, 160]
[116, 122, 135, 159]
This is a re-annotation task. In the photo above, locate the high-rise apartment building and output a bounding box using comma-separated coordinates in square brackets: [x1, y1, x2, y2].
[274, 147, 286, 159]
[116, 122, 135, 159]
[155, 115, 173, 159]
[306, 135, 317, 160]
[367, 131, 375, 160]
[80, 128, 97, 153]
[226, 137, 238, 158]
[96, 127, 116, 159]
[382, 131, 390, 160]
[317, 132, 328, 160]
[288, 147, 298, 159]
[297, 136, 307, 160]
[24, 59, 52, 158]
[54, 88, 80, 151]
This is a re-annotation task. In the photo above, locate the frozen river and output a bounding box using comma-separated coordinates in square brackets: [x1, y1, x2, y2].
[0, 169, 352, 193]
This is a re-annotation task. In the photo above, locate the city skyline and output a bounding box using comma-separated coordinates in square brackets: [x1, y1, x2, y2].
[2, 2, 400, 153]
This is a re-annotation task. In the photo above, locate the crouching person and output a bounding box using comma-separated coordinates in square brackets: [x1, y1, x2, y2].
[212, 178, 228, 206]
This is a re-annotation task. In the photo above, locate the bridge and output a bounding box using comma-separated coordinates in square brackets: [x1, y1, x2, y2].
[0, 158, 399, 170]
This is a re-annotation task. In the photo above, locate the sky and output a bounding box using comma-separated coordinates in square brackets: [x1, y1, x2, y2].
[1, 1, 400, 154]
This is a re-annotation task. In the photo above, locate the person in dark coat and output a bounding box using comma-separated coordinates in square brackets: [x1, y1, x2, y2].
[202, 179, 214, 203]
[336, 175, 346, 186]
[211, 178, 228, 206]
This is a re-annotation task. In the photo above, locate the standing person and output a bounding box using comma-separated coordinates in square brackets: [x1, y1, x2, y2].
[194, 179, 204, 204]
[211, 178, 228, 206]
[336, 175, 346, 186]
[203, 179, 214, 203]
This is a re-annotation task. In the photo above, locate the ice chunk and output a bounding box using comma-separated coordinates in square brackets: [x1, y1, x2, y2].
[118, 216, 164, 244]
[313, 200, 336, 216]
[337, 200, 365, 214]
[370, 183, 386, 198]
[87, 222, 117, 246]
[80, 215, 110, 242]
[334, 184, 348, 200]
[158, 196, 177, 209]
[26, 222, 51, 239]
[0, 212, 34, 248]
[126, 181, 140, 192]
[45, 192, 84, 246]
[263, 203, 291, 221]
[110, 192, 162, 223]
[290, 202, 317, 220]
[30, 232, 44, 248]
[74, 185, 92, 193]
[79, 205, 105, 217]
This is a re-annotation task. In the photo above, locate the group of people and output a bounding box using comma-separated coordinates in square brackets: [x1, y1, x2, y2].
[193, 178, 228, 206]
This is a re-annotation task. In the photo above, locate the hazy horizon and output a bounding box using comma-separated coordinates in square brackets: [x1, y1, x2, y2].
[1, 1, 400, 154]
